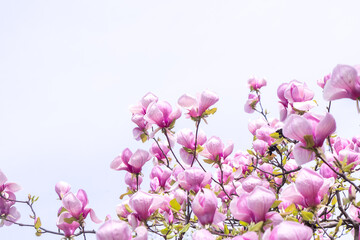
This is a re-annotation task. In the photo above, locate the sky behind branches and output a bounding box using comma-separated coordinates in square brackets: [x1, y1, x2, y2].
[1, 1, 360, 239]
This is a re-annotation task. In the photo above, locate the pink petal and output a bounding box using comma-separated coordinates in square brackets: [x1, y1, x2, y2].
[283, 114, 312, 143]
[314, 113, 336, 147]
[62, 192, 83, 218]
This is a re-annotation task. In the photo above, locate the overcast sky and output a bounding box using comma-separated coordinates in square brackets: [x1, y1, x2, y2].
[1, 1, 360, 239]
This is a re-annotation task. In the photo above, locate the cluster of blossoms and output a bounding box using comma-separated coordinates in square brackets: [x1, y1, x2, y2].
[2, 64, 360, 240]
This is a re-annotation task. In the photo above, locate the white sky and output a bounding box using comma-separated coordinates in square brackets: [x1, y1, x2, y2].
[1, 1, 360, 239]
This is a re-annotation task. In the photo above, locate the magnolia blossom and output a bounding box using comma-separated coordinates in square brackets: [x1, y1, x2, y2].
[56, 212, 80, 237]
[323, 64, 360, 101]
[55, 181, 71, 200]
[111, 148, 151, 174]
[150, 166, 172, 192]
[144, 100, 181, 128]
[60, 189, 102, 224]
[177, 167, 212, 192]
[149, 141, 170, 165]
[96, 219, 131, 240]
[283, 112, 336, 165]
[0, 170, 21, 227]
[125, 172, 143, 191]
[248, 77, 267, 91]
[232, 231, 258, 240]
[263, 221, 313, 240]
[192, 189, 225, 226]
[176, 128, 207, 165]
[280, 168, 333, 208]
[201, 136, 233, 162]
[277, 80, 315, 120]
[129, 92, 158, 141]
[244, 94, 259, 114]
[230, 186, 275, 223]
[192, 229, 215, 240]
[129, 191, 166, 221]
[178, 90, 219, 118]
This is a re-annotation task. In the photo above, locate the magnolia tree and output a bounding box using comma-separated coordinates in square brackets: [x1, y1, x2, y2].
[2, 64, 360, 240]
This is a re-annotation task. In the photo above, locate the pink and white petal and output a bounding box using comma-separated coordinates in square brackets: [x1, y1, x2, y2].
[0, 170, 7, 185]
[283, 115, 312, 142]
[178, 94, 197, 108]
[5, 182, 21, 192]
[133, 226, 148, 240]
[62, 192, 83, 218]
[198, 90, 219, 115]
[223, 141, 234, 159]
[76, 189, 88, 208]
[128, 149, 151, 170]
[293, 143, 314, 165]
[89, 208, 102, 224]
[314, 113, 336, 147]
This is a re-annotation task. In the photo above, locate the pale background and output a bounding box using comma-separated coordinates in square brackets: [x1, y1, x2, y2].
[1, 1, 360, 239]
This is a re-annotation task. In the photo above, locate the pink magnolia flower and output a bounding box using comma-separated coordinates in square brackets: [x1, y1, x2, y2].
[111, 148, 151, 174]
[248, 77, 267, 91]
[280, 168, 333, 208]
[283, 112, 336, 165]
[230, 186, 275, 223]
[57, 212, 80, 237]
[96, 219, 131, 240]
[0, 170, 21, 198]
[244, 94, 260, 114]
[317, 73, 331, 89]
[177, 128, 207, 165]
[125, 172, 143, 191]
[177, 167, 212, 193]
[323, 64, 360, 101]
[144, 100, 181, 128]
[116, 200, 131, 219]
[150, 166, 172, 192]
[178, 90, 219, 118]
[201, 136, 234, 162]
[133, 226, 148, 240]
[129, 191, 166, 221]
[129, 92, 158, 141]
[192, 229, 215, 240]
[149, 141, 170, 165]
[61, 189, 102, 224]
[55, 181, 71, 200]
[277, 80, 314, 105]
[0, 170, 21, 227]
[192, 189, 225, 226]
[232, 231, 258, 240]
[252, 139, 268, 156]
[263, 221, 313, 240]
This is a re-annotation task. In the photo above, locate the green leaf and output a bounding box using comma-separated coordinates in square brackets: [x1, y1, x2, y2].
[170, 199, 181, 212]
[304, 135, 315, 148]
[271, 200, 282, 209]
[285, 203, 296, 214]
[161, 228, 169, 235]
[183, 147, 193, 154]
[140, 133, 148, 143]
[64, 217, 77, 224]
[124, 204, 133, 213]
[204, 108, 217, 115]
[120, 190, 132, 200]
[247, 149, 255, 156]
[203, 159, 215, 164]
[179, 223, 190, 234]
[196, 145, 204, 153]
[224, 224, 229, 235]
[301, 211, 314, 221]
[248, 221, 263, 232]
[270, 132, 280, 139]
[334, 218, 343, 235]
[239, 220, 249, 227]
[34, 217, 41, 230]
[343, 162, 356, 172]
[168, 119, 176, 129]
